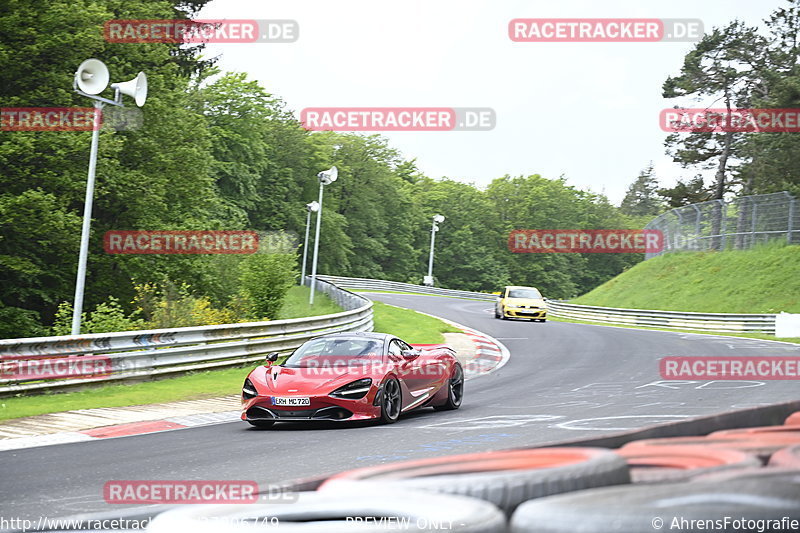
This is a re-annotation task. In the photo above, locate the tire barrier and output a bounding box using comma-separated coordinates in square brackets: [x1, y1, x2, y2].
[614, 445, 760, 483]
[690, 466, 800, 482]
[509, 477, 800, 533]
[620, 433, 800, 463]
[146, 490, 507, 533]
[709, 425, 800, 437]
[319, 448, 630, 515]
[768, 445, 800, 468]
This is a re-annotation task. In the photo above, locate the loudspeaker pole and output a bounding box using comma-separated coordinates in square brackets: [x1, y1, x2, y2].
[71, 59, 147, 335]
[70, 100, 103, 335]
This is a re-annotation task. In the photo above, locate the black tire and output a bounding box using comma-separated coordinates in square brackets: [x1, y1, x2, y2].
[692, 466, 800, 483]
[494, 307, 501, 318]
[147, 490, 506, 533]
[510, 477, 800, 532]
[434, 364, 464, 411]
[248, 420, 275, 429]
[500, 307, 508, 320]
[321, 447, 630, 516]
[616, 445, 760, 483]
[379, 378, 401, 424]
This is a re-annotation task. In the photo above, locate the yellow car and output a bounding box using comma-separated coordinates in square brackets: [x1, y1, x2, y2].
[495, 286, 547, 322]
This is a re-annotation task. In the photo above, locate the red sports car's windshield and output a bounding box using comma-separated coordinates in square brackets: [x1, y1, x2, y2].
[283, 338, 384, 367]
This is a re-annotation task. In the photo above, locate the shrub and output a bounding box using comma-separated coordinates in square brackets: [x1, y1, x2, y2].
[51, 297, 146, 335]
[237, 253, 297, 320]
[133, 281, 242, 329]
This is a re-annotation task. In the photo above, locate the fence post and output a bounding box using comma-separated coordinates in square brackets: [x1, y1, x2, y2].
[788, 193, 795, 245]
[691, 204, 701, 251]
[674, 211, 683, 252]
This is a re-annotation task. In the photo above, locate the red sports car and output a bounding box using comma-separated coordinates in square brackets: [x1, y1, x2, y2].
[241, 332, 464, 428]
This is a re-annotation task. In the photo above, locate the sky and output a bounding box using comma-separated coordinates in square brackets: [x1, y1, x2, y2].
[195, 0, 780, 204]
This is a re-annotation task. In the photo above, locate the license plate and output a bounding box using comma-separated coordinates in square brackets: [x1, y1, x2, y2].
[272, 397, 310, 407]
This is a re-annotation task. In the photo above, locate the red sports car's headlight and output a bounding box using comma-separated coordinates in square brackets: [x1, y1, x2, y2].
[330, 378, 373, 400]
[242, 378, 258, 399]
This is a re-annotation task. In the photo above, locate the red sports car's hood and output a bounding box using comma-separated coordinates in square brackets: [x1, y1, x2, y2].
[251, 362, 380, 395]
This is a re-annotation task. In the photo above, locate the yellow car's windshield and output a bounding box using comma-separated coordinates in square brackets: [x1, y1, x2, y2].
[508, 289, 542, 299]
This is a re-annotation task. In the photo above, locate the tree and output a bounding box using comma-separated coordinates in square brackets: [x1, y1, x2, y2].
[663, 21, 768, 201]
[620, 164, 664, 217]
[658, 176, 712, 208]
[734, 1, 800, 197]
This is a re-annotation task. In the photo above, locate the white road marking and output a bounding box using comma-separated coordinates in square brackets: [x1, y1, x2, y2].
[555, 414, 692, 431]
[416, 414, 563, 430]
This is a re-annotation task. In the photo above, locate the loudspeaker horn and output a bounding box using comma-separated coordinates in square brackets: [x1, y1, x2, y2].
[111, 72, 148, 107]
[74, 59, 110, 95]
[318, 166, 338, 185]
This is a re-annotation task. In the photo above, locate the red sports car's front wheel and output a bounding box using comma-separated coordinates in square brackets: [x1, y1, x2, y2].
[379, 378, 402, 424]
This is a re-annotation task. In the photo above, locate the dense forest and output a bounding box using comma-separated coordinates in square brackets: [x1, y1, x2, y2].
[2, 0, 799, 338]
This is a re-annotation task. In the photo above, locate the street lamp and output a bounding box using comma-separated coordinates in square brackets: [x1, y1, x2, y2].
[71, 59, 148, 335]
[424, 214, 445, 286]
[309, 166, 338, 304]
[300, 201, 320, 285]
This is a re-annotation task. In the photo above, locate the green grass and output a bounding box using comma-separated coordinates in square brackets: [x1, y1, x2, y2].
[371, 301, 460, 343]
[275, 285, 342, 319]
[0, 295, 460, 421]
[0, 366, 249, 421]
[573, 242, 800, 314]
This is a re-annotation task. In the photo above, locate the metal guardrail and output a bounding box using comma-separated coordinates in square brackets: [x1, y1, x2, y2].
[0, 278, 372, 394]
[316, 275, 497, 301]
[318, 275, 779, 335]
[546, 302, 776, 334]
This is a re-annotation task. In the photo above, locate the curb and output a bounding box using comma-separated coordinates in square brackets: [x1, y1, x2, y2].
[0, 410, 241, 452]
[409, 311, 510, 380]
[439, 319, 510, 379]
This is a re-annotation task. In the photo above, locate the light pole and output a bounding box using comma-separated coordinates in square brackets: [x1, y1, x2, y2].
[309, 166, 338, 304]
[300, 201, 320, 285]
[71, 59, 148, 335]
[424, 214, 445, 286]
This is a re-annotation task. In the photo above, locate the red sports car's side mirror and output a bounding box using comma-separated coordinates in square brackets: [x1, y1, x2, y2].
[265, 352, 279, 366]
[401, 349, 419, 360]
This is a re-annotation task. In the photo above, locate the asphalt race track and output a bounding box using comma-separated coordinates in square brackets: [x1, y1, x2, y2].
[2, 293, 798, 519]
